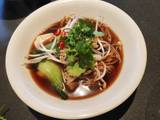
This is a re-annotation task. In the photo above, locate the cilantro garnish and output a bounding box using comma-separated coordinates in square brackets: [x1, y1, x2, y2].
[66, 19, 95, 70]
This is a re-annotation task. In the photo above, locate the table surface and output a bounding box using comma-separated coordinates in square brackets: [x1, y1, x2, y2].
[0, 0, 160, 120]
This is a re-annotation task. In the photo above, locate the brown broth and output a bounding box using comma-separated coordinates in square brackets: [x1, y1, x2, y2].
[28, 18, 123, 100]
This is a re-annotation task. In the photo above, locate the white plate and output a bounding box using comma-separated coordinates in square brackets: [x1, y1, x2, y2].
[6, 0, 147, 119]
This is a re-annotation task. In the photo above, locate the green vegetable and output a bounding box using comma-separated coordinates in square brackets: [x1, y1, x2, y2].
[67, 63, 86, 77]
[76, 40, 94, 68]
[93, 31, 104, 37]
[66, 19, 94, 47]
[38, 60, 68, 99]
[66, 19, 95, 69]
[67, 55, 76, 63]
[66, 48, 78, 64]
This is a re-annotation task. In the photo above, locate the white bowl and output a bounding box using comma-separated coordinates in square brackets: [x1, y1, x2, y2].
[6, 0, 147, 119]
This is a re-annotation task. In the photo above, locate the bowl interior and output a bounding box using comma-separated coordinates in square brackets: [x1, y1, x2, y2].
[6, 0, 146, 119]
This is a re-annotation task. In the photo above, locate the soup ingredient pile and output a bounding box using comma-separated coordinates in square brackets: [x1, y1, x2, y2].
[26, 16, 122, 100]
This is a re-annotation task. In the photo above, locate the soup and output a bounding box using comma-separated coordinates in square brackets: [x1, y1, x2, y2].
[26, 16, 123, 100]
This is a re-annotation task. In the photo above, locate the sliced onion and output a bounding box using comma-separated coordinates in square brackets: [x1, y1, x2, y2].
[39, 42, 55, 53]
[39, 40, 66, 64]
[95, 16, 99, 31]
[95, 16, 104, 32]
[50, 37, 57, 50]
[34, 33, 54, 49]
[62, 16, 78, 32]
[64, 19, 72, 28]
[47, 53, 67, 65]
[25, 55, 48, 64]
[28, 53, 46, 58]
[31, 39, 67, 64]
[69, 16, 78, 28]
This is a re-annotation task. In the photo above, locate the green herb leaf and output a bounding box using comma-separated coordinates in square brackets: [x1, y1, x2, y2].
[65, 19, 95, 69]
[67, 63, 86, 77]
[67, 55, 76, 63]
[93, 31, 104, 37]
